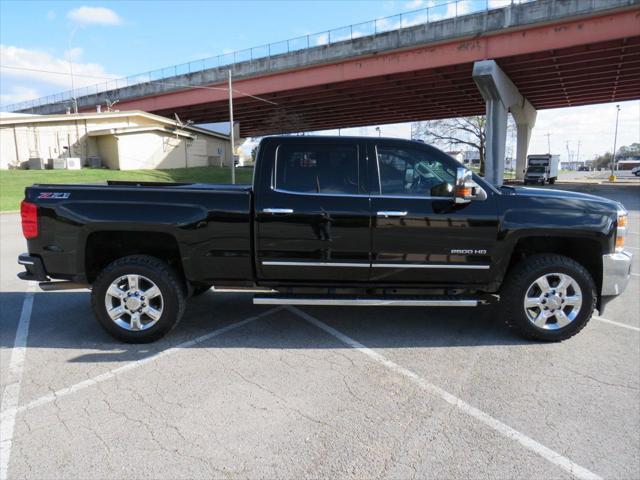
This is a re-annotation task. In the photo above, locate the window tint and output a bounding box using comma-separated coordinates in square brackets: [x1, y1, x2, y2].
[275, 143, 359, 194]
[376, 146, 455, 197]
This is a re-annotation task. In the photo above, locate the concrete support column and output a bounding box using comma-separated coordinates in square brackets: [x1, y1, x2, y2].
[484, 100, 508, 186]
[473, 60, 536, 186]
[512, 98, 537, 181]
[515, 122, 532, 180]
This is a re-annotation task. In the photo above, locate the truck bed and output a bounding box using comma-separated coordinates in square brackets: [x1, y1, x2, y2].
[24, 181, 254, 284]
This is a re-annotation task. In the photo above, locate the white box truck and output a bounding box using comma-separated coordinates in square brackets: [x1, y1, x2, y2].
[524, 154, 560, 185]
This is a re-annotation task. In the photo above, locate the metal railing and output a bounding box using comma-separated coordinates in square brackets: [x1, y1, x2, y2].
[2, 0, 536, 112]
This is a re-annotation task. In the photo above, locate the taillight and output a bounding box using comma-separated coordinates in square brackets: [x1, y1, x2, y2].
[20, 201, 38, 239]
[615, 210, 628, 252]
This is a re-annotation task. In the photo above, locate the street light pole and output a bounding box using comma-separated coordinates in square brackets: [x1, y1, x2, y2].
[228, 69, 235, 185]
[610, 104, 621, 182]
[68, 29, 78, 114]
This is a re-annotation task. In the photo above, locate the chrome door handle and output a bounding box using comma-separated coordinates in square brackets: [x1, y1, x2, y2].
[377, 211, 408, 217]
[263, 208, 294, 214]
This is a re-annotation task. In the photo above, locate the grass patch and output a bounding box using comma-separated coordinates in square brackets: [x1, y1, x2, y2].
[0, 167, 254, 212]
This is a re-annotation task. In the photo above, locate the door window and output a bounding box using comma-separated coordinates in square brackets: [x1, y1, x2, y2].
[275, 144, 359, 195]
[376, 146, 455, 197]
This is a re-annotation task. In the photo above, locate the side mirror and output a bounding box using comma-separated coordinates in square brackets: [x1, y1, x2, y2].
[454, 167, 486, 204]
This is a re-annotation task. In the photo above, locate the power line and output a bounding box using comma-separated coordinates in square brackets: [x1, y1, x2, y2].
[0, 64, 279, 106]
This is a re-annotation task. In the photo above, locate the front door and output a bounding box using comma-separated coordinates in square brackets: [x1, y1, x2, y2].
[255, 139, 371, 282]
[369, 141, 500, 285]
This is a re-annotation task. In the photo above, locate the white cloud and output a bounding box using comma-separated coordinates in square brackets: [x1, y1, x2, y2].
[0, 45, 119, 106]
[46, 10, 56, 20]
[529, 101, 640, 161]
[405, 0, 426, 9]
[67, 6, 122, 26]
[0, 86, 40, 105]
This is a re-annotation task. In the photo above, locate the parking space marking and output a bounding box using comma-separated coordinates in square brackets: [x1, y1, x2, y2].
[288, 306, 603, 480]
[593, 316, 640, 332]
[0, 307, 281, 425]
[0, 283, 35, 480]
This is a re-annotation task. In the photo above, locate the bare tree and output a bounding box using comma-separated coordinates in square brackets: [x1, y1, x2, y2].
[411, 116, 487, 174]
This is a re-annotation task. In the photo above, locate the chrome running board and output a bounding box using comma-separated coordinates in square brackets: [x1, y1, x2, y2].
[253, 296, 479, 307]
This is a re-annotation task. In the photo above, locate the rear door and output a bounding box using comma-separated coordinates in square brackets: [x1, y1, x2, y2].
[255, 138, 371, 282]
[368, 141, 500, 285]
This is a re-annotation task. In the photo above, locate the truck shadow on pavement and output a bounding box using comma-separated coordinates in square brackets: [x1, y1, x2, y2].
[0, 290, 540, 364]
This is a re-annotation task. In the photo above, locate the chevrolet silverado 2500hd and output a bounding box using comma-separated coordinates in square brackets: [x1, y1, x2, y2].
[18, 136, 633, 343]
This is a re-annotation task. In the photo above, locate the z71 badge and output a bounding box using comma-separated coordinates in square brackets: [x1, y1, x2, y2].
[37, 192, 71, 199]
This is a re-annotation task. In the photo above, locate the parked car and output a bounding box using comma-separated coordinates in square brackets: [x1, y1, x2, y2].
[18, 136, 632, 343]
[631, 166, 640, 177]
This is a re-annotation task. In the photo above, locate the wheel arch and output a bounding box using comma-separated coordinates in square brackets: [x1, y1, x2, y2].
[505, 236, 604, 295]
[85, 230, 184, 285]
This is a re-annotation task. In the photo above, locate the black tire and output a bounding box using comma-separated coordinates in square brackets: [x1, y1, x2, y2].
[548, 178, 556, 184]
[501, 254, 596, 342]
[91, 255, 186, 343]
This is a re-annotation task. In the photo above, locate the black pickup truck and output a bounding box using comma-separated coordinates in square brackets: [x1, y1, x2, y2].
[18, 136, 632, 343]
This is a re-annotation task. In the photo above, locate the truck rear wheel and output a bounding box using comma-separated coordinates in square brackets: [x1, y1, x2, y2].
[501, 254, 596, 342]
[91, 255, 186, 343]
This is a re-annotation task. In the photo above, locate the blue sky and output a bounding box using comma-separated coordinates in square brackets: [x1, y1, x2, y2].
[0, 0, 436, 102]
[1, 0, 638, 161]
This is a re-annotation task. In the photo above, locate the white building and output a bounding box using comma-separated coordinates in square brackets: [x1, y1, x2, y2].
[0, 111, 231, 170]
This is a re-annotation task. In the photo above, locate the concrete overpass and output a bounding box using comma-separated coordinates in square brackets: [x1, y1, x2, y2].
[7, 0, 640, 184]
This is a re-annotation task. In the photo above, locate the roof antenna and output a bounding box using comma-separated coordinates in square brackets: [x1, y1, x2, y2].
[105, 99, 119, 112]
[174, 113, 194, 128]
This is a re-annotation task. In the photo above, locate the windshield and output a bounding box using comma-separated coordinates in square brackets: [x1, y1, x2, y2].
[527, 166, 547, 173]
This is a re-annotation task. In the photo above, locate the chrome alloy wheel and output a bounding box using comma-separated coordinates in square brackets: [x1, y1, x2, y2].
[104, 274, 163, 331]
[523, 273, 582, 330]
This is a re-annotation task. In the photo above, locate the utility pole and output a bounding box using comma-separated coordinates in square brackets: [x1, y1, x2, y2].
[545, 132, 551, 154]
[576, 140, 581, 168]
[610, 104, 621, 182]
[228, 69, 235, 185]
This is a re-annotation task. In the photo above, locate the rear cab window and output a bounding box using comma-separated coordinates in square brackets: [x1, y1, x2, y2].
[274, 143, 361, 195]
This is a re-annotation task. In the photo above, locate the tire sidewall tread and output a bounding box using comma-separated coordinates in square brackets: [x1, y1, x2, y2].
[91, 255, 186, 343]
[502, 254, 596, 342]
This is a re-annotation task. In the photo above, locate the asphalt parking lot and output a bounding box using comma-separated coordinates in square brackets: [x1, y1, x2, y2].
[1, 181, 638, 480]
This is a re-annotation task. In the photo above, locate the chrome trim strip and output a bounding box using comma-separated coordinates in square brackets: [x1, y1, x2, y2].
[262, 208, 293, 214]
[254, 297, 479, 307]
[18, 260, 34, 265]
[372, 263, 490, 270]
[262, 261, 370, 267]
[377, 210, 408, 217]
[273, 187, 369, 198]
[261, 261, 490, 269]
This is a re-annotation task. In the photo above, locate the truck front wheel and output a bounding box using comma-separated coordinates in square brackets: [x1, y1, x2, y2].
[91, 255, 186, 343]
[501, 254, 596, 342]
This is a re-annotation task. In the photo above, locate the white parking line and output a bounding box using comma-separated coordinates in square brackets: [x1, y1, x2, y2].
[0, 283, 35, 480]
[593, 316, 640, 332]
[288, 306, 603, 480]
[0, 307, 281, 424]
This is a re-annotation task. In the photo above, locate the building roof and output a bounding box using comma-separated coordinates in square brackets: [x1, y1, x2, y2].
[0, 110, 229, 141]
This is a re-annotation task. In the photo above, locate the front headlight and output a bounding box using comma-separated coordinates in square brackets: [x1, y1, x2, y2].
[616, 211, 628, 252]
